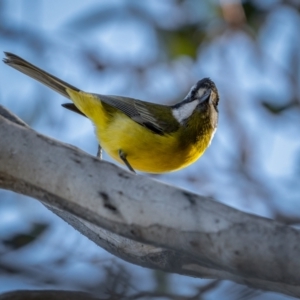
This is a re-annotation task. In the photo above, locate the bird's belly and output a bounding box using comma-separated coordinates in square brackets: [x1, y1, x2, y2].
[96, 113, 207, 173]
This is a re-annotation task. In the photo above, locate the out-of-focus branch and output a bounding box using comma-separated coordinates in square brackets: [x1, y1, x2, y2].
[0, 290, 99, 300]
[0, 105, 300, 298]
[0, 281, 220, 300]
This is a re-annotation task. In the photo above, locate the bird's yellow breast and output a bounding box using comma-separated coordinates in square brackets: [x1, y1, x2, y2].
[66, 89, 213, 173]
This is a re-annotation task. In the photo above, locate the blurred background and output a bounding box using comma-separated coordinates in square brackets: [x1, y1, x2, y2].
[0, 0, 300, 299]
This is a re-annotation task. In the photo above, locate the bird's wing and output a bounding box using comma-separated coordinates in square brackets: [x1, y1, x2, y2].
[95, 94, 180, 134]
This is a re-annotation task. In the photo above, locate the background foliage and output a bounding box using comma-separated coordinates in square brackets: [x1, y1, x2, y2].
[0, 0, 300, 299]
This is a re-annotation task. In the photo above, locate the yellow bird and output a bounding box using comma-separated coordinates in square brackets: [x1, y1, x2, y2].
[3, 52, 219, 173]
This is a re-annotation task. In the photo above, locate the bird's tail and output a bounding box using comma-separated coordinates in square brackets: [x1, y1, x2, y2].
[3, 52, 80, 99]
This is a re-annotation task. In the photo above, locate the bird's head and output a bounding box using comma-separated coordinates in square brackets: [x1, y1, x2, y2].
[172, 78, 219, 125]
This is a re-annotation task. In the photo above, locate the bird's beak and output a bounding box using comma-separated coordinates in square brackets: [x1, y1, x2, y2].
[199, 89, 211, 104]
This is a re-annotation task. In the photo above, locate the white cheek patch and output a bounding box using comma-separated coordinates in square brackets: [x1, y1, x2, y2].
[172, 100, 199, 123]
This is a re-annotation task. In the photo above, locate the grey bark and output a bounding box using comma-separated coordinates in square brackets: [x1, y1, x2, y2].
[0, 105, 299, 298]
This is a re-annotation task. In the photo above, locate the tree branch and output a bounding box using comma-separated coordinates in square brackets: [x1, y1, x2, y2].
[0, 290, 99, 300]
[0, 106, 299, 298]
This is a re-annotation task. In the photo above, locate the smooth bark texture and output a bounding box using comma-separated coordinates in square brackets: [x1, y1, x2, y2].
[0, 106, 299, 298]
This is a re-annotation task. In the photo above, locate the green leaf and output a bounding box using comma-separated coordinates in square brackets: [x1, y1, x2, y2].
[158, 25, 206, 60]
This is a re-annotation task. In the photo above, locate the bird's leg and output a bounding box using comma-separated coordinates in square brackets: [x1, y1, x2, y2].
[97, 144, 102, 159]
[119, 149, 136, 173]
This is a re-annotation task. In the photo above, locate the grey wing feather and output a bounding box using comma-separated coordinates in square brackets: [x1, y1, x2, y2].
[95, 94, 164, 134]
[100, 95, 139, 118]
[133, 101, 159, 124]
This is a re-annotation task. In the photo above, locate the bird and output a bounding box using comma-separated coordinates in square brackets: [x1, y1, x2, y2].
[3, 52, 219, 174]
